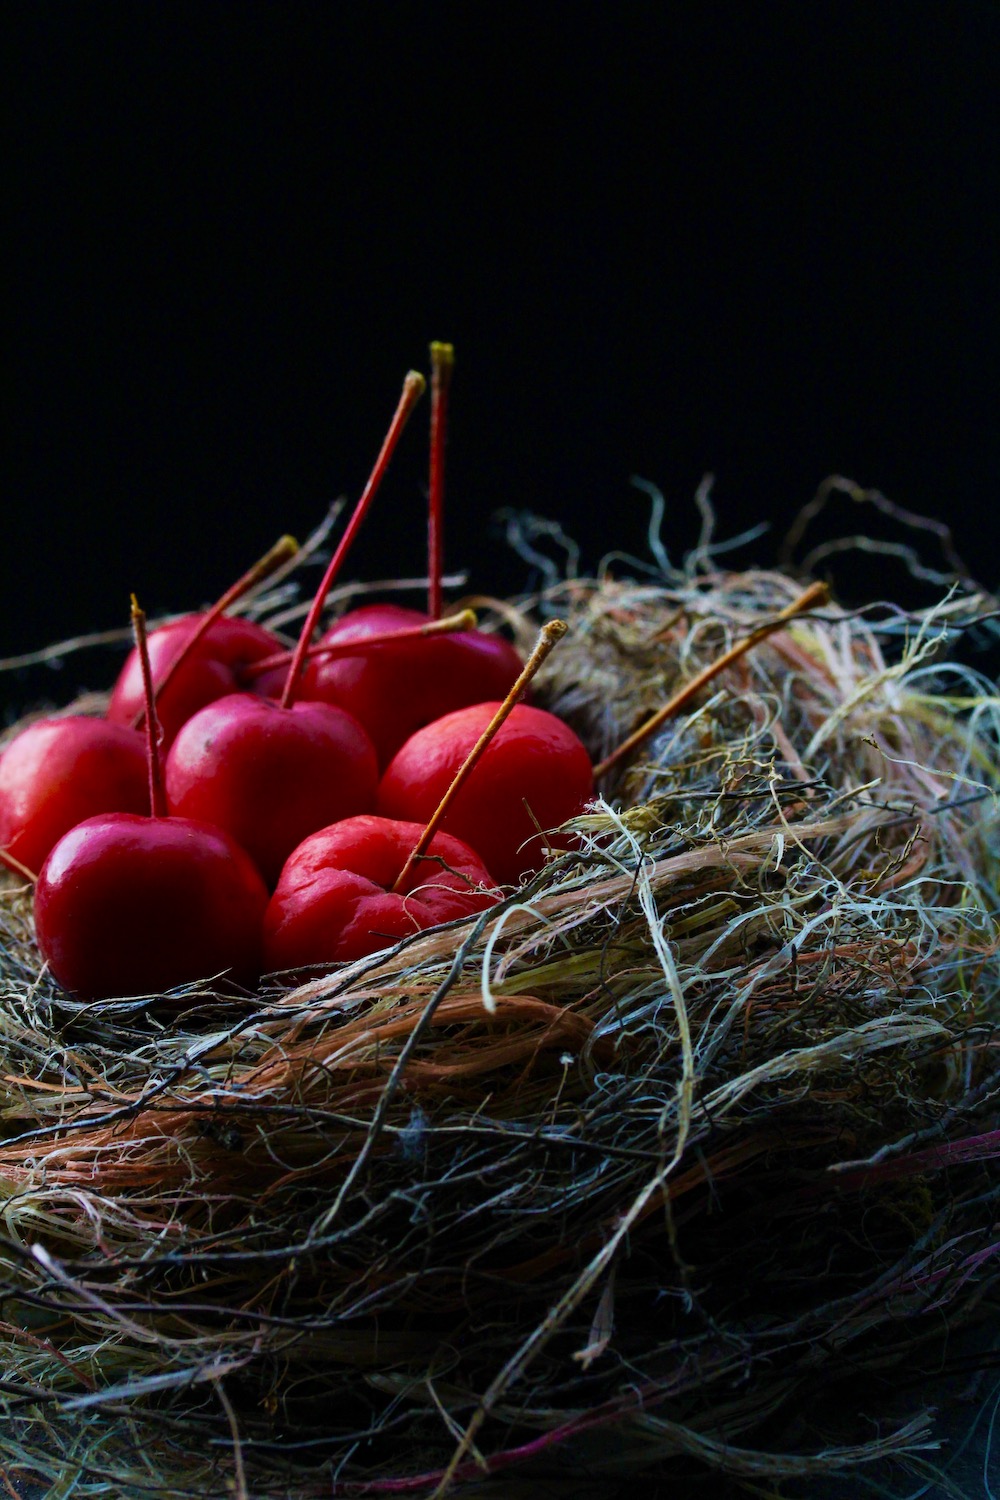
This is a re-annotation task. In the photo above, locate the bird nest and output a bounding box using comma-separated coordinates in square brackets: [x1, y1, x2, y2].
[1, 517, 1000, 1498]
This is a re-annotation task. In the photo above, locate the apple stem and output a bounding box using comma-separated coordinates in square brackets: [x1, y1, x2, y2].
[0, 847, 38, 883]
[131, 595, 168, 819]
[244, 608, 479, 677]
[279, 371, 427, 710]
[593, 580, 830, 781]
[130, 534, 299, 729]
[428, 341, 454, 620]
[392, 618, 568, 895]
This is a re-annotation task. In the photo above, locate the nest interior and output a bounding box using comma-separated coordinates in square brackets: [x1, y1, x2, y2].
[1, 539, 999, 1498]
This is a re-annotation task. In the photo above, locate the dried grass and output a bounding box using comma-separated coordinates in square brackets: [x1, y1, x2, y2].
[1, 489, 999, 1497]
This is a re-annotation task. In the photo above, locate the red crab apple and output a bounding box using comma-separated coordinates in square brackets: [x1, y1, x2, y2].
[0, 716, 148, 876]
[107, 612, 286, 749]
[35, 813, 269, 997]
[299, 602, 525, 766]
[33, 600, 269, 998]
[164, 694, 379, 886]
[377, 662, 594, 887]
[264, 814, 500, 969]
[106, 535, 297, 748]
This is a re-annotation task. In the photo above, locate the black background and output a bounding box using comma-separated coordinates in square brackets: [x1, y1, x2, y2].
[5, 1, 999, 678]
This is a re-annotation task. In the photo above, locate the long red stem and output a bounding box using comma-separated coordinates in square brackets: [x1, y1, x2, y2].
[391, 619, 567, 894]
[279, 372, 427, 710]
[427, 342, 454, 620]
[245, 609, 477, 677]
[130, 534, 299, 729]
[130, 596, 167, 818]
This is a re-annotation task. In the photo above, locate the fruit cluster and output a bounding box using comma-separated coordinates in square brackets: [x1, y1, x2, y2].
[0, 357, 595, 999]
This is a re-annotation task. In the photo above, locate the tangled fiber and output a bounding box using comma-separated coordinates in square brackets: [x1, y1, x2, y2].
[1, 496, 999, 1497]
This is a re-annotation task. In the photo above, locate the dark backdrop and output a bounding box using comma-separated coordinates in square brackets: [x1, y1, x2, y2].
[5, 1, 999, 680]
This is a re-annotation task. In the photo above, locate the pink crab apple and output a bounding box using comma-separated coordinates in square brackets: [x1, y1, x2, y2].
[0, 716, 149, 876]
[33, 600, 269, 999]
[264, 814, 500, 969]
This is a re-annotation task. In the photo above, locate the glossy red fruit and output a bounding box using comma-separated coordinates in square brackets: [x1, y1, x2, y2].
[377, 702, 594, 886]
[264, 814, 500, 970]
[107, 614, 284, 748]
[164, 694, 379, 885]
[301, 603, 524, 766]
[0, 717, 149, 874]
[35, 813, 269, 998]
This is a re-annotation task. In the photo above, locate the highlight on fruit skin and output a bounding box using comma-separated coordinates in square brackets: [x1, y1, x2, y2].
[264, 813, 501, 969]
[377, 700, 595, 885]
[34, 812, 269, 998]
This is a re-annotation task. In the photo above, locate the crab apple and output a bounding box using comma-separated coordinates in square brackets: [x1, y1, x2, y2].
[377, 702, 593, 886]
[35, 813, 269, 998]
[107, 614, 284, 748]
[264, 814, 500, 970]
[301, 603, 524, 766]
[164, 694, 379, 886]
[33, 596, 270, 999]
[0, 717, 149, 875]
